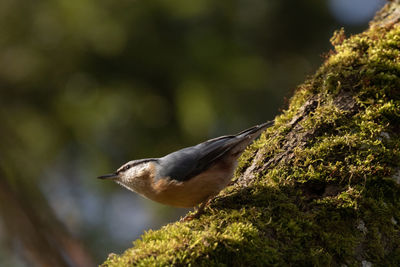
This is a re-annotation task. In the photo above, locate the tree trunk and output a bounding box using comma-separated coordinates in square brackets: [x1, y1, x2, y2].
[102, 2, 400, 266]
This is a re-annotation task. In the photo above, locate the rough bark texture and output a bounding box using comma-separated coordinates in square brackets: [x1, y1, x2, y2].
[103, 2, 400, 266]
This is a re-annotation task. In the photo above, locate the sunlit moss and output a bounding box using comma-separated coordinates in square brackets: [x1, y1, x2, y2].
[102, 5, 400, 266]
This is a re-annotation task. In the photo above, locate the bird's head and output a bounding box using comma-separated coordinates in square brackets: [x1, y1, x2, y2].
[98, 159, 158, 186]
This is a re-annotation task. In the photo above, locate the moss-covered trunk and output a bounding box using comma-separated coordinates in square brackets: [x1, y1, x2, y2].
[103, 2, 400, 266]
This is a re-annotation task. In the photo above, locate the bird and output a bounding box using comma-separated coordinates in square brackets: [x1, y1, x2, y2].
[98, 120, 274, 220]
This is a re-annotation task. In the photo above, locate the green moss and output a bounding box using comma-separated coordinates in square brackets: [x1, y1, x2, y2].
[103, 5, 400, 266]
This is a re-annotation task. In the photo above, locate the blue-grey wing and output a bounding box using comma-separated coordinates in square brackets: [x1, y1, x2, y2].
[157, 136, 239, 182]
[157, 121, 274, 182]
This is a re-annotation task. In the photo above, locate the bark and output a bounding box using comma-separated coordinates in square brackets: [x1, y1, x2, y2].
[103, 2, 400, 266]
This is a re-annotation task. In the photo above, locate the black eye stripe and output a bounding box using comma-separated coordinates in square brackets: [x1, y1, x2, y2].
[117, 158, 158, 173]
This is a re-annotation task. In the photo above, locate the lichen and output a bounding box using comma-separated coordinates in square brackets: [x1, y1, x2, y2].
[102, 4, 400, 266]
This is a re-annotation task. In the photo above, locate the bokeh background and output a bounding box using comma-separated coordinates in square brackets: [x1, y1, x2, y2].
[0, 0, 385, 265]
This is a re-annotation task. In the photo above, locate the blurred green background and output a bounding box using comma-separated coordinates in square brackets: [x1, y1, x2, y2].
[0, 0, 385, 265]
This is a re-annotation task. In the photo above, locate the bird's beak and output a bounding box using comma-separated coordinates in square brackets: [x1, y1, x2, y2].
[97, 173, 119, 180]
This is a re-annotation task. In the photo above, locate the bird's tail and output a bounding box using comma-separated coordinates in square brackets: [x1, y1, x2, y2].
[227, 120, 274, 156]
[236, 120, 274, 139]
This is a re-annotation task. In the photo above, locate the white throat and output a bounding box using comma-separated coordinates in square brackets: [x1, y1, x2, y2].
[116, 162, 153, 194]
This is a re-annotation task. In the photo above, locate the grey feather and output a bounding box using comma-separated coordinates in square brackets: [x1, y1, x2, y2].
[157, 121, 274, 182]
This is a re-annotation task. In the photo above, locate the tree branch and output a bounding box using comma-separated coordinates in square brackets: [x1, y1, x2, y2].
[103, 2, 400, 265]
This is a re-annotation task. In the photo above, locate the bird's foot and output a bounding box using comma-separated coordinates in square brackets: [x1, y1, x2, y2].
[227, 178, 239, 186]
[180, 200, 211, 222]
[180, 209, 205, 222]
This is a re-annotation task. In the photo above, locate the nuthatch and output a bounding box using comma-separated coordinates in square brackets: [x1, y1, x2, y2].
[98, 121, 274, 220]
